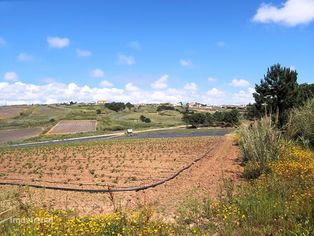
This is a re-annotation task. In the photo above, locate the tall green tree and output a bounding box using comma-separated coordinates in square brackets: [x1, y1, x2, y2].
[297, 83, 314, 106]
[253, 64, 299, 125]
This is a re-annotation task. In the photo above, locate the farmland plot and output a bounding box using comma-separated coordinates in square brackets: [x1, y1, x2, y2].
[0, 106, 28, 120]
[48, 120, 97, 134]
[0, 127, 43, 144]
[0, 137, 216, 189]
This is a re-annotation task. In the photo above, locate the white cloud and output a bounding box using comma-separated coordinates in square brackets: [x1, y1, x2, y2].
[230, 79, 250, 87]
[184, 82, 198, 91]
[76, 49, 92, 57]
[206, 88, 224, 97]
[3, 72, 18, 81]
[47, 37, 70, 48]
[128, 41, 141, 50]
[0, 37, 5, 46]
[100, 80, 113, 88]
[117, 53, 135, 65]
[90, 69, 104, 78]
[253, 0, 314, 26]
[0, 80, 255, 105]
[125, 82, 139, 92]
[232, 87, 255, 104]
[208, 77, 217, 82]
[0, 81, 126, 105]
[17, 53, 33, 62]
[180, 59, 192, 67]
[151, 74, 168, 90]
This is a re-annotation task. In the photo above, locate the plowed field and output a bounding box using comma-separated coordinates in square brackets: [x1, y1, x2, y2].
[47, 120, 97, 134]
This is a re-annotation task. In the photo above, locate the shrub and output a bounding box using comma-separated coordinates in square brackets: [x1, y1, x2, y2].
[96, 109, 101, 114]
[105, 102, 127, 112]
[182, 113, 207, 128]
[239, 117, 285, 178]
[287, 98, 314, 148]
[139, 115, 151, 123]
[182, 110, 239, 128]
[157, 105, 175, 112]
[222, 109, 240, 126]
[126, 102, 134, 109]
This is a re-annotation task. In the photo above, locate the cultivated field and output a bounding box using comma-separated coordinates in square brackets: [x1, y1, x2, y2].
[0, 135, 241, 216]
[0, 137, 216, 189]
[0, 105, 28, 120]
[47, 120, 97, 134]
[0, 127, 43, 144]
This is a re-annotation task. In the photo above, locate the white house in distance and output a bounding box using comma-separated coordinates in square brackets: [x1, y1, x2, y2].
[96, 100, 106, 105]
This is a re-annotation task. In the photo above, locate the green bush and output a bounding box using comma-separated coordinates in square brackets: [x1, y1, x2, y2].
[105, 102, 127, 112]
[287, 98, 314, 148]
[239, 118, 285, 178]
[139, 115, 151, 123]
[157, 105, 175, 112]
[182, 110, 239, 128]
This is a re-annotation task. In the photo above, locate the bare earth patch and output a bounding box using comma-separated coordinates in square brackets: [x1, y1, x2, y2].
[0, 136, 242, 216]
[0, 127, 43, 144]
[0, 106, 28, 120]
[47, 120, 97, 134]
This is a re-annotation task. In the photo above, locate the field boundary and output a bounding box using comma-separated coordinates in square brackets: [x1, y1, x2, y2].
[0, 146, 213, 193]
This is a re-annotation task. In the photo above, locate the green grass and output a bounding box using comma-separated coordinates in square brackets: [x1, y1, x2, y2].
[98, 109, 184, 131]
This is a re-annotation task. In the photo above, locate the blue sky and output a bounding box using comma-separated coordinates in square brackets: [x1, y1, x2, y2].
[0, 0, 314, 105]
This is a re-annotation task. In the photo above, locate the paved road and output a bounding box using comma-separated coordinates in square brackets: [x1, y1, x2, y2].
[9, 127, 230, 148]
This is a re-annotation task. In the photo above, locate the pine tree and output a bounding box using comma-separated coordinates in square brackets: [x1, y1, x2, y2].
[253, 64, 298, 126]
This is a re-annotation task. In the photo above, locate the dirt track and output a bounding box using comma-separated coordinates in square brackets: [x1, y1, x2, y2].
[0, 135, 242, 216]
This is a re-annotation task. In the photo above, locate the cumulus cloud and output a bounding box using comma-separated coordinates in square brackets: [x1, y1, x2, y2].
[230, 79, 250, 87]
[0, 37, 5, 46]
[90, 69, 104, 78]
[232, 87, 255, 104]
[0, 81, 127, 105]
[47, 36, 70, 48]
[184, 82, 198, 91]
[117, 53, 135, 65]
[180, 59, 193, 67]
[206, 88, 224, 97]
[99, 80, 113, 88]
[76, 49, 92, 57]
[253, 0, 314, 26]
[208, 77, 217, 82]
[151, 74, 168, 90]
[17, 53, 33, 62]
[3, 72, 18, 81]
[0, 81, 254, 105]
[128, 41, 141, 50]
[125, 82, 139, 92]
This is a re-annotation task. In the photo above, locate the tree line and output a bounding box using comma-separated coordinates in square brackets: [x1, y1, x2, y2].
[104, 102, 134, 112]
[182, 109, 240, 128]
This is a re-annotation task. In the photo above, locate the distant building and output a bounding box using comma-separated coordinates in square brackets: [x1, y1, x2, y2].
[96, 100, 106, 105]
[187, 102, 208, 108]
[171, 102, 183, 107]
